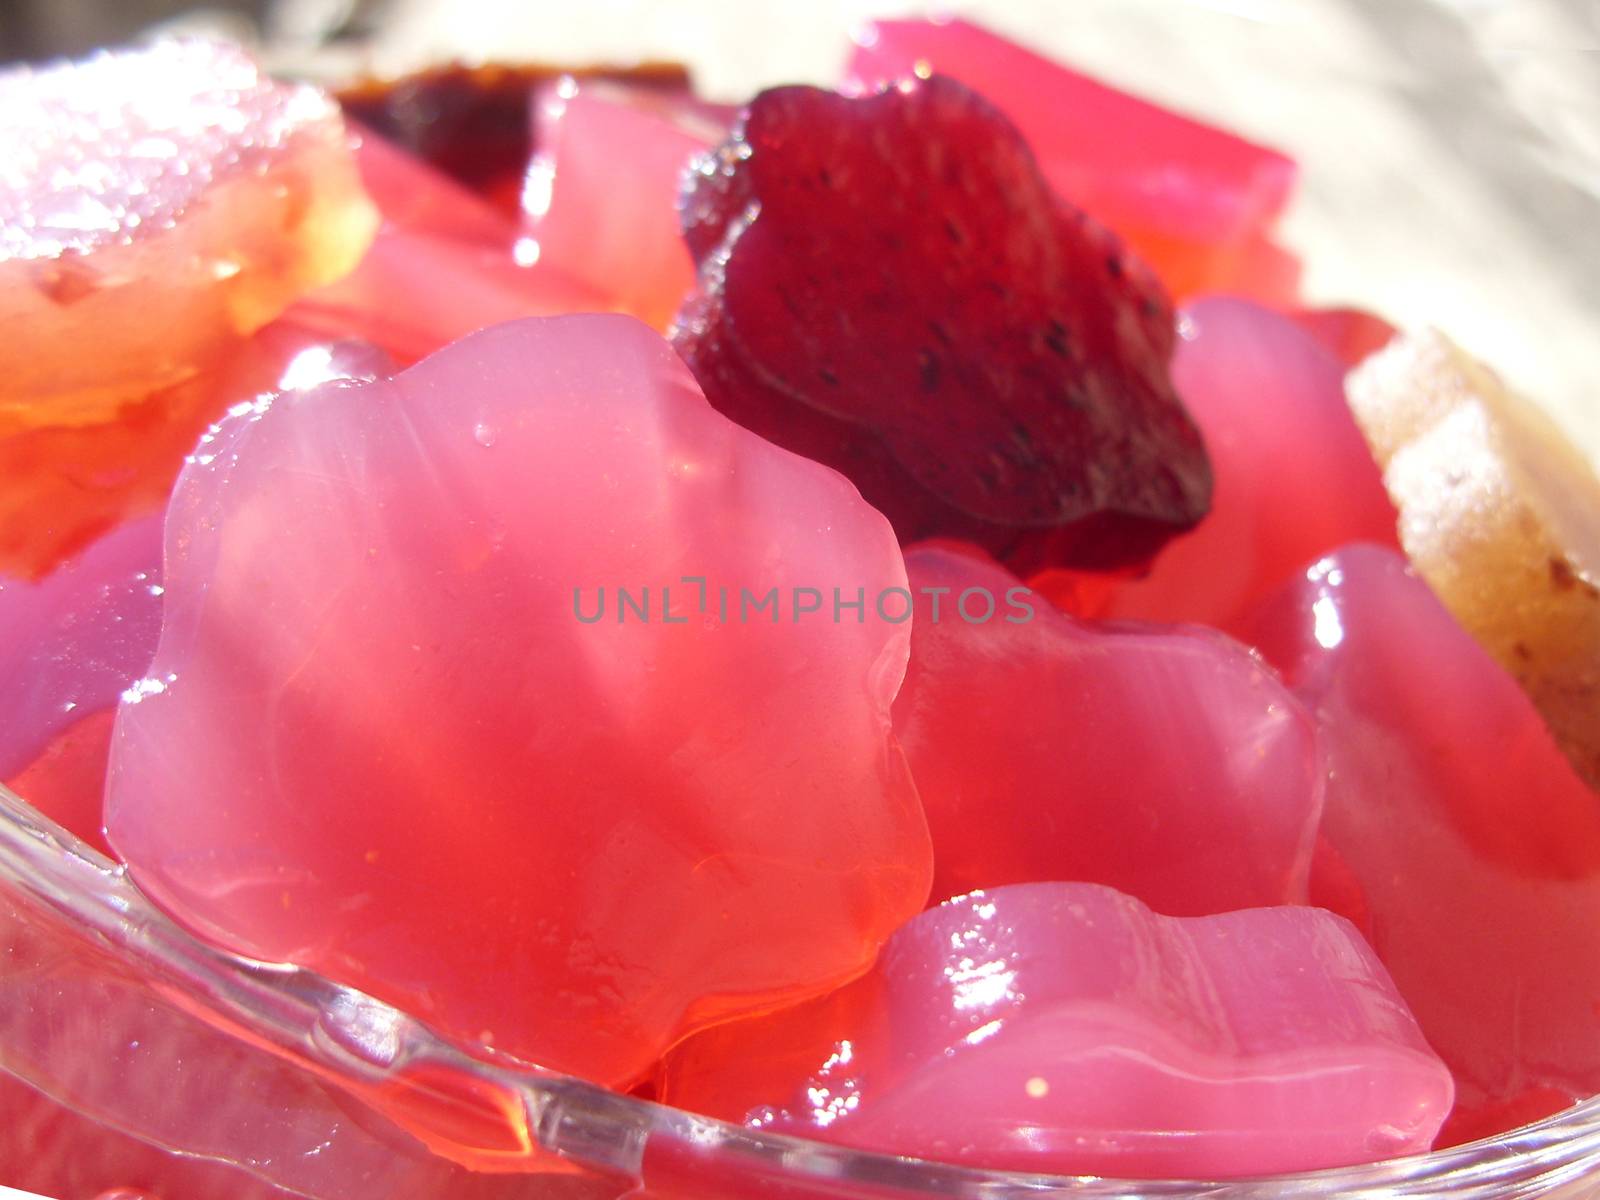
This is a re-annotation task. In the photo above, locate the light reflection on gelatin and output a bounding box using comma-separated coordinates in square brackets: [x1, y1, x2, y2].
[663, 883, 1453, 1178]
[1311, 595, 1344, 650]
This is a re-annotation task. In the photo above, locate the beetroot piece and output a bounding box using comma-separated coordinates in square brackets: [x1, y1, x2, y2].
[674, 75, 1212, 572]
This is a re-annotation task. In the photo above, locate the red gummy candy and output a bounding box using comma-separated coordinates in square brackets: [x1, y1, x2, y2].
[1034, 299, 1398, 632]
[1246, 544, 1600, 1141]
[0, 513, 163, 782]
[895, 546, 1322, 914]
[290, 129, 605, 364]
[1290, 306, 1398, 370]
[5, 709, 116, 856]
[674, 75, 1211, 573]
[663, 884, 1451, 1178]
[350, 125, 512, 246]
[524, 78, 732, 329]
[105, 315, 932, 1088]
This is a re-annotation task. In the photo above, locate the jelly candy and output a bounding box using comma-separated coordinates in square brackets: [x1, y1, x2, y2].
[897, 546, 1321, 913]
[1246, 544, 1600, 1141]
[106, 315, 932, 1086]
[663, 883, 1452, 1177]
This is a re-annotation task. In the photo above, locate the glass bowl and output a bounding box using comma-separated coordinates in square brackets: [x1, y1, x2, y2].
[5, 782, 1600, 1198]
[5, 1, 1600, 1196]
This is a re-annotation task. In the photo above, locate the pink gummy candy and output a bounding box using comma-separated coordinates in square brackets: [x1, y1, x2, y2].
[0, 1070, 285, 1200]
[524, 78, 731, 329]
[0, 514, 162, 783]
[845, 18, 1298, 302]
[0, 333, 390, 783]
[292, 129, 605, 363]
[897, 546, 1322, 913]
[1245, 544, 1600, 1144]
[349, 125, 511, 247]
[1289, 306, 1398, 371]
[663, 882, 1454, 1178]
[1035, 299, 1398, 632]
[104, 315, 932, 1088]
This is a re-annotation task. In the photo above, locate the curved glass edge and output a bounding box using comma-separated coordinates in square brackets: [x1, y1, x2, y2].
[3, 780, 1600, 1200]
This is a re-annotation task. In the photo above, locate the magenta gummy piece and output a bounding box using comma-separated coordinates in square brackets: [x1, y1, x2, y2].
[664, 882, 1454, 1178]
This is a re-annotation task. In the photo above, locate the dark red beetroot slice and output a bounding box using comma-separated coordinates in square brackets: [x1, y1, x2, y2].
[673, 75, 1212, 573]
[843, 19, 1301, 305]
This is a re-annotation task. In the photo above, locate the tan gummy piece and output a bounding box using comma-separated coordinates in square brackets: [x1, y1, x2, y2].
[1348, 328, 1600, 790]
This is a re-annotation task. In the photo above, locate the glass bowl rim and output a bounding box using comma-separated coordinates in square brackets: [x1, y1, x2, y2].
[3, 779, 1598, 1199]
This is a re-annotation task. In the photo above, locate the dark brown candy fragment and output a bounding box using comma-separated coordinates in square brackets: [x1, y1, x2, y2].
[339, 61, 690, 213]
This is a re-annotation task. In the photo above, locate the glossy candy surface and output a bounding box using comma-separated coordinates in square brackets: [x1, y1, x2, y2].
[0, 515, 163, 783]
[524, 79, 730, 328]
[0, 40, 377, 577]
[105, 315, 932, 1087]
[1246, 544, 1600, 1144]
[0, 39, 375, 427]
[1034, 299, 1398, 631]
[663, 882, 1453, 1178]
[291, 129, 603, 364]
[676, 75, 1210, 573]
[896, 546, 1321, 913]
[1349, 330, 1600, 791]
[338, 61, 692, 215]
[845, 18, 1299, 302]
[1, 336, 390, 854]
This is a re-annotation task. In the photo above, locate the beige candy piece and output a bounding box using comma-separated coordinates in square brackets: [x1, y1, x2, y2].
[1348, 329, 1600, 789]
[0, 39, 378, 431]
